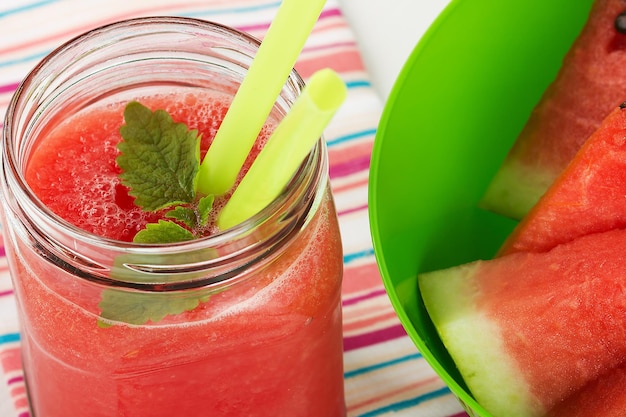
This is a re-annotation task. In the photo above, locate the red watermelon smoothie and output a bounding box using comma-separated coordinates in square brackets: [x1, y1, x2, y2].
[0, 17, 345, 417]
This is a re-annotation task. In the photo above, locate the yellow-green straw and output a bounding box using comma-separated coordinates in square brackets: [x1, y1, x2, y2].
[217, 68, 346, 230]
[197, 0, 327, 196]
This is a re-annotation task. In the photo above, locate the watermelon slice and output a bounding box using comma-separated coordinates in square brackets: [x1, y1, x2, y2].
[546, 363, 626, 417]
[480, 0, 626, 219]
[498, 104, 626, 255]
[418, 228, 626, 417]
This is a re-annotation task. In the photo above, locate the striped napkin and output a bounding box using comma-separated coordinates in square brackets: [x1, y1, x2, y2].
[0, 1, 467, 416]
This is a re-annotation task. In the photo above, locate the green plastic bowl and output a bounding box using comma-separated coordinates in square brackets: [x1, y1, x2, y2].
[369, 0, 594, 415]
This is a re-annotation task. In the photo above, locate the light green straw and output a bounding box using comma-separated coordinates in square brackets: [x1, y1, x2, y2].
[197, 0, 327, 196]
[217, 68, 347, 230]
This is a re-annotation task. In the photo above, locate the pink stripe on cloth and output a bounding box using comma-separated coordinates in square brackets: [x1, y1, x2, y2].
[0, 347, 22, 375]
[346, 376, 443, 415]
[329, 154, 371, 179]
[343, 310, 400, 333]
[342, 262, 385, 295]
[342, 288, 388, 307]
[329, 140, 373, 166]
[13, 397, 29, 413]
[332, 176, 368, 193]
[7, 376, 24, 386]
[337, 203, 367, 217]
[296, 49, 366, 79]
[237, 6, 342, 34]
[343, 323, 408, 351]
[0, 83, 18, 94]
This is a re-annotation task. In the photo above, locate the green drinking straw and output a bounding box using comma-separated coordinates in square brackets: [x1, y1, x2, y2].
[197, 0, 327, 196]
[217, 68, 347, 230]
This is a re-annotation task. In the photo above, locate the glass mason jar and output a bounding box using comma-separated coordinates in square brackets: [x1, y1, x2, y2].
[0, 17, 345, 417]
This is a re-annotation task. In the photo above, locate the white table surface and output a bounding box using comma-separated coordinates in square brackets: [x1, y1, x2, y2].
[339, 0, 451, 100]
[0, 1, 451, 416]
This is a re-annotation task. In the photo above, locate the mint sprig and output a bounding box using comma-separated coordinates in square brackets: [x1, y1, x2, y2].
[98, 290, 206, 327]
[133, 220, 195, 243]
[117, 101, 200, 211]
[98, 101, 217, 326]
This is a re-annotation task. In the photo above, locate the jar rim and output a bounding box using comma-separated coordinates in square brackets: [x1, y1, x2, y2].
[1, 16, 329, 289]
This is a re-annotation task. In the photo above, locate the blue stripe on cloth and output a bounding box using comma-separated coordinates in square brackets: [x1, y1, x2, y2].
[0, 333, 20, 345]
[0, 0, 58, 19]
[344, 247, 375, 264]
[344, 352, 423, 379]
[345, 80, 371, 89]
[358, 386, 453, 417]
[327, 128, 377, 147]
[0, 52, 49, 69]
[181, 1, 281, 18]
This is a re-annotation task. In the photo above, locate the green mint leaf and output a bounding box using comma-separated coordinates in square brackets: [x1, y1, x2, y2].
[133, 220, 196, 244]
[98, 249, 216, 327]
[98, 290, 203, 326]
[102, 102, 215, 326]
[198, 195, 215, 227]
[166, 206, 198, 229]
[117, 101, 201, 211]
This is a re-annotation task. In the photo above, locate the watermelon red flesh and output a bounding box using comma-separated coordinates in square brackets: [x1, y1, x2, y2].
[418, 228, 626, 417]
[480, 0, 626, 220]
[498, 105, 626, 256]
[546, 363, 626, 417]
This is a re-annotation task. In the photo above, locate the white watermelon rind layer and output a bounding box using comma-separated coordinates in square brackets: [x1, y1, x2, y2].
[418, 262, 544, 417]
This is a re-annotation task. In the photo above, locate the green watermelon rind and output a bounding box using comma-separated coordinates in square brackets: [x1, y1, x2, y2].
[480, 159, 557, 221]
[418, 263, 544, 417]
